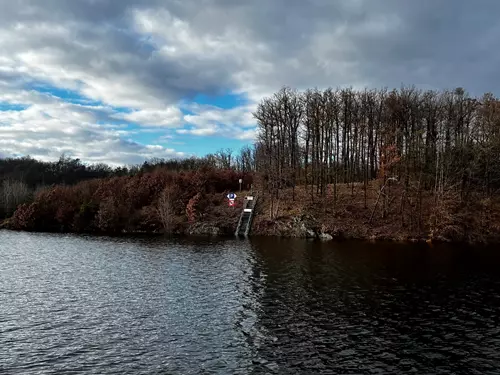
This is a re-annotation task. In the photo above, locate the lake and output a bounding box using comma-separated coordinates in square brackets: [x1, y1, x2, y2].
[1, 231, 500, 374]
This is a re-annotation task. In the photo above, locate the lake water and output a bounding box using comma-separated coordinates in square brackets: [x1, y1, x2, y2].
[1, 231, 500, 374]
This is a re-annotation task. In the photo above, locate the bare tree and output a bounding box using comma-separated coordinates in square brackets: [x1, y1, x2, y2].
[157, 185, 176, 232]
[0, 179, 31, 218]
[253, 84, 500, 234]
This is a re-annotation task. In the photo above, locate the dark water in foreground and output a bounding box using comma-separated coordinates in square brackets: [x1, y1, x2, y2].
[1, 231, 500, 374]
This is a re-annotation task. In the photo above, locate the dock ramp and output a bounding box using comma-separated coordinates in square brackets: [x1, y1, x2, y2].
[235, 195, 258, 237]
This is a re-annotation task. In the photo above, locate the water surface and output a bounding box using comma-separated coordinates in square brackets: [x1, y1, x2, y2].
[1, 231, 499, 374]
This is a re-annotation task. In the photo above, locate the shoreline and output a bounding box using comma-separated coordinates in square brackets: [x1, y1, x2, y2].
[0, 221, 493, 246]
[3, 182, 499, 246]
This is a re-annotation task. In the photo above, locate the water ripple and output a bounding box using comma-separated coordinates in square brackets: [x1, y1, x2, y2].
[1, 231, 500, 374]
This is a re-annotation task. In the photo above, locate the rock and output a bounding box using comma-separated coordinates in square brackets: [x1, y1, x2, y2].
[306, 229, 317, 238]
[435, 235, 452, 243]
[318, 233, 333, 241]
[269, 215, 323, 239]
[188, 223, 221, 236]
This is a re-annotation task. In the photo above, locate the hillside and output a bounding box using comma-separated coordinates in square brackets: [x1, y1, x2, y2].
[252, 181, 500, 244]
[3, 168, 500, 244]
[0, 167, 251, 236]
[4, 85, 500, 244]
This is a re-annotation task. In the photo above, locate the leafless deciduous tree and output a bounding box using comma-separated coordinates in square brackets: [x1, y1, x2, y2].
[157, 185, 176, 232]
[0, 179, 31, 218]
[253, 85, 500, 226]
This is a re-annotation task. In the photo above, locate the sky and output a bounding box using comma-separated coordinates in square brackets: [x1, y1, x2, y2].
[0, 0, 499, 166]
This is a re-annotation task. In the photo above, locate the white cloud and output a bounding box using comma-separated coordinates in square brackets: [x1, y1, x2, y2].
[177, 103, 257, 140]
[0, 91, 186, 166]
[113, 107, 183, 127]
[235, 129, 258, 141]
[0, 0, 499, 165]
[184, 104, 255, 128]
[177, 127, 217, 136]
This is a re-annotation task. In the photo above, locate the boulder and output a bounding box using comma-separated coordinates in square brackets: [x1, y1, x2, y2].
[188, 223, 221, 236]
[306, 229, 317, 238]
[318, 232, 333, 241]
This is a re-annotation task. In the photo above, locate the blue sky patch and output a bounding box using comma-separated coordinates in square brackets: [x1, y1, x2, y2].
[26, 82, 103, 106]
[132, 126, 168, 145]
[0, 102, 29, 111]
[173, 133, 250, 156]
[7, 80, 255, 163]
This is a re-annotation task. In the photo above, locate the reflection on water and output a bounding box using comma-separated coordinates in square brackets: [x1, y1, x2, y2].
[1, 231, 499, 374]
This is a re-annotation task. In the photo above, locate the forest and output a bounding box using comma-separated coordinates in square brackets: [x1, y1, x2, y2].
[0, 151, 253, 235]
[2, 85, 500, 243]
[252, 86, 500, 243]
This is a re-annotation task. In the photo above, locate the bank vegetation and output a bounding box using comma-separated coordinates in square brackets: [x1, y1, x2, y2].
[2, 85, 500, 243]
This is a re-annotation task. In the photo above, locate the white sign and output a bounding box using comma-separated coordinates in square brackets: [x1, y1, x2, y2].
[239, 179, 242, 184]
[227, 193, 237, 200]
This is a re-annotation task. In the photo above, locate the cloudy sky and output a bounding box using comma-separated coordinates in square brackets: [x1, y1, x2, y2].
[0, 0, 499, 166]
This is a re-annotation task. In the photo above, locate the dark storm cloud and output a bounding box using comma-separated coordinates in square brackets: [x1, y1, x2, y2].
[2, 0, 499, 97]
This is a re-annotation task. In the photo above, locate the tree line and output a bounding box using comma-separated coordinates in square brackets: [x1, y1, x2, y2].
[3, 84, 500, 241]
[0, 150, 255, 222]
[253, 86, 500, 235]
[8, 166, 251, 234]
